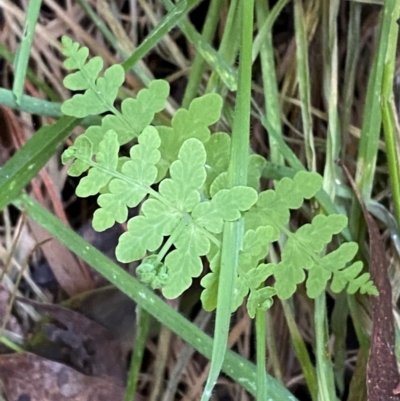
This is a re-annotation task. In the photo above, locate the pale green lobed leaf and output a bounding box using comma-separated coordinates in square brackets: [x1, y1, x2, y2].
[81, 80, 169, 152]
[208, 154, 267, 198]
[76, 168, 111, 198]
[291, 214, 348, 255]
[274, 260, 305, 299]
[203, 133, 230, 197]
[101, 79, 169, 145]
[247, 154, 267, 191]
[192, 202, 223, 233]
[200, 252, 221, 311]
[75, 130, 119, 197]
[62, 64, 125, 118]
[174, 223, 210, 256]
[141, 198, 181, 236]
[246, 263, 275, 289]
[157, 94, 222, 180]
[159, 138, 206, 211]
[211, 186, 258, 221]
[163, 247, 203, 299]
[116, 215, 166, 262]
[62, 36, 89, 70]
[63, 57, 103, 90]
[122, 126, 161, 185]
[239, 226, 277, 273]
[94, 180, 146, 230]
[209, 172, 228, 197]
[245, 171, 322, 232]
[62, 135, 92, 176]
[306, 242, 358, 298]
[231, 277, 249, 312]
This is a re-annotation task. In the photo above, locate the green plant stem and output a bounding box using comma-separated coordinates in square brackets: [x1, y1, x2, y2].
[0, 336, 23, 352]
[256, 309, 267, 401]
[340, 2, 361, 160]
[182, 0, 223, 108]
[0, 87, 62, 118]
[252, 0, 290, 63]
[321, 0, 340, 198]
[255, 0, 284, 166]
[121, 0, 202, 71]
[281, 300, 317, 401]
[314, 293, 336, 400]
[293, 0, 315, 171]
[205, 0, 240, 95]
[201, 1, 254, 400]
[124, 306, 150, 401]
[162, 0, 237, 92]
[350, 0, 396, 236]
[381, 1, 400, 227]
[12, 0, 43, 105]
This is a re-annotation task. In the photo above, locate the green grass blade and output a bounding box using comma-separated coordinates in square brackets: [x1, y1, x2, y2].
[256, 309, 267, 401]
[162, 0, 237, 92]
[121, 0, 202, 72]
[182, 0, 223, 107]
[201, 1, 254, 399]
[381, 1, 400, 227]
[124, 306, 150, 401]
[281, 300, 317, 401]
[252, 0, 290, 63]
[0, 87, 62, 117]
[12, 193, 298, 401]
[12, 0, 43, 105]
[340, 2, 361, 158]
[293, 0, 315, 171]
[255, 0, 284, 166]
[0, 116, 81, 211]
[205, 0, 240, 94]
[350, 0, 396, 235]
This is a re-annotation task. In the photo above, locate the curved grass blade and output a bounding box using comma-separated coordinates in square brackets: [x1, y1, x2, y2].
[201, 1, 254, 399]
[12, 193, 298, 401]
[0, 115, 80, 211]
[12, 0, 43, 105]
[122, 0, 202, 72]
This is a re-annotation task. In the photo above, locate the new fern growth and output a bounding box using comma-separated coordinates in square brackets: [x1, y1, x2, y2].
[61, 36, 377, 321]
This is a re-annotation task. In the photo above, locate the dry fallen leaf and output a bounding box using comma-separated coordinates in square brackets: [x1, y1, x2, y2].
[339, 161, 400, 401]
[0, 352, 125, 401]
[18, 297, 126, 386]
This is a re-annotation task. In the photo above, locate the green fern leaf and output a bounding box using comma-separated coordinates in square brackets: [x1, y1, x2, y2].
[273, 214, 347, 299]
[92, 126, 161, 231]
[156, 93, 223, 180]
[61, 37, 124, 117]
[163, 225, 209, 298]
[61, 135, 92, 176]
[245, 171, 322, 231]
[75, 129, 119, 197]
[159, 138, 207, 211]
[330, 257, 378, 295]
[201, 226, 275, 312]
[200, 252, 221, 311]
[84, 79, 170, 148]
[306, 242, 358, 298]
